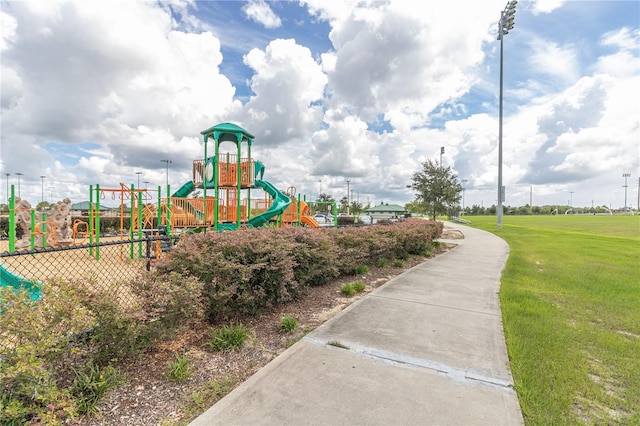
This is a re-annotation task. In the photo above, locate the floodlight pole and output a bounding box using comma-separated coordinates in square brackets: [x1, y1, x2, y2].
[462, 179, 468, 211]
[15, 172, 23, 197]
[40, 175, 46, 203]
[160, 160, 171, 188]
[4, 173, 9, 205]
[346, 180, 351, 215]
[623, 173, 630, 213]
[496, 0, 517, 230]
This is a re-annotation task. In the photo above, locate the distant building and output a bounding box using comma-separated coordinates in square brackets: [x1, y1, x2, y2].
[365, 203, 408, 220]
[71, 201, 126, 217]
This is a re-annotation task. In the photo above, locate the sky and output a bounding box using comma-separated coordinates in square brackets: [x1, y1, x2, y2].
[1, 0, 639, 211]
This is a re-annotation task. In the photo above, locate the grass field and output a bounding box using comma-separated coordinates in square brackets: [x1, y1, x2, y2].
[464, 215, 639, 425]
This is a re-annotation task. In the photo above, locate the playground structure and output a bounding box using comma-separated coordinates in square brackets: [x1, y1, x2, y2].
[1, 122, 334, 297]
[160, 122, 325, 232]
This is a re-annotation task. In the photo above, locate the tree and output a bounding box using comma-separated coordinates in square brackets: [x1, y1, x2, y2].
[409, 159, 462, 220]
[36, 201, 50, 211]
[404, 200, 426, 215]
[315, 193, 336, 204]
[338, 196, 349, 213]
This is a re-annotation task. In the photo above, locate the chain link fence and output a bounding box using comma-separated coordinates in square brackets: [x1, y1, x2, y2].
[0, 235, 176, 307]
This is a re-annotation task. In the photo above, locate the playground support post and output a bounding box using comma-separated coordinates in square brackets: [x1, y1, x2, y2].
[8, 185, 15, 252]
[89, 185, 94, 256]
[95, 185, 101, 260]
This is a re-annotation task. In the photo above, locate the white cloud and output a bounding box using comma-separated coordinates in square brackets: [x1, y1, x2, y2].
[531, 0, 565, 14]
[243, 0, 282, 29]
[527, 37, 580, 86]
[241, 38, 327, 146]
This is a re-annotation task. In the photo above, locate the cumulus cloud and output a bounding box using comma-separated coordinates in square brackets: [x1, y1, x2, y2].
[0, 0, 239, 192]
[531, 0, 565, 14]
[242, 0, 282, 29]
[240, 38, 327, 146]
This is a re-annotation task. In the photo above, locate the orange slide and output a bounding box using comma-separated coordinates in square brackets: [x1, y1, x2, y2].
[300, 215, 320, 227]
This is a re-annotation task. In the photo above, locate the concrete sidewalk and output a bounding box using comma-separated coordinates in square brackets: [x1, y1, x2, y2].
[190, 222, 524, 426]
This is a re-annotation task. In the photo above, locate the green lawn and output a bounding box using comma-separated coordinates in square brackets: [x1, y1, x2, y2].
[465, 215, 640, 425]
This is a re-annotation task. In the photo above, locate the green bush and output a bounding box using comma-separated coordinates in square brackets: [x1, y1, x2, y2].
[279, 227, 340, 287]
[354, 264, 369, 275]
[207, 323, 253, 352]
[341, 281, 366, 296]
[71, 363, 122, 415]
[0, 270, 208, 425]
[340, 283, 356, 296]
[279, 315, 299, 333]
[164, 353, 193, 383]
[159, 229, 302, 321]
[352, 281, 366, 292]
[0, 280, 91, 424]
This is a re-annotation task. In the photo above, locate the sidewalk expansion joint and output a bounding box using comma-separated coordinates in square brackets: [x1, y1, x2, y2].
[369, 294, 499, 317]
[303, 336, 515, 394]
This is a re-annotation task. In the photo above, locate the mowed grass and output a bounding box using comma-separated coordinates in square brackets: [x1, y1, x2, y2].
[465, 215, 640, 425]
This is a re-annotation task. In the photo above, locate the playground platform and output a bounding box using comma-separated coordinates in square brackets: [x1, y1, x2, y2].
[190, 222, 524, 425]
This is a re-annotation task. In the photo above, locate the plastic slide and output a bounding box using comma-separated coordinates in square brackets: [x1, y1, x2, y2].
[172, 180, 196, 198]
[300, 215, 321, 227]
[0, 261, 41, 301]
[248, 180, 292, 227]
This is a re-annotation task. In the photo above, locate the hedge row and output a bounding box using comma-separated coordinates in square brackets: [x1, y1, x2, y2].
[156, 219, 442, 321]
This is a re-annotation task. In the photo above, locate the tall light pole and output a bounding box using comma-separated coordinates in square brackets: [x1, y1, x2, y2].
[461, 179, 468, 212]
[346, 180, 351, 215]
[15, 172, 23, 198]
[496, 0, 517, 230]
[318, 179, 322, 197]
[4, 173, 9, 204]
[569, 191, 574, 211]
[622, 173, 630, 213]
[136, 171, 143, 188]
[40, 175, 46, 203]
[160, 160, 171, 188]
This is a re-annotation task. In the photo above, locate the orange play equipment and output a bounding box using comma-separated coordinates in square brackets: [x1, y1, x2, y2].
[148, 122, 320, 232]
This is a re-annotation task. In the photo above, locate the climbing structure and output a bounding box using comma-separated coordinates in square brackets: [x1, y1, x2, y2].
[155, 122, 318, 232]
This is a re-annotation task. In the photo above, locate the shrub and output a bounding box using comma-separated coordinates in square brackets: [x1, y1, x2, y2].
[340, 283, 356, 296]
[159, 229, 302, 322]
[71, 363, 122, 415]
[279, 315, 299, 333]
[0, 280, 91, 423]
[164, 353, 193, 383]
[352, 281, 366, 292]
[207, 323, 253, 352]
[393, 260, 404, 267]
[354, 264, 369, 275]
[279, 227, 340, 287]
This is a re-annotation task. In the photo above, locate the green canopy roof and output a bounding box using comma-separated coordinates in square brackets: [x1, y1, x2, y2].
[366, 204, 407, 213]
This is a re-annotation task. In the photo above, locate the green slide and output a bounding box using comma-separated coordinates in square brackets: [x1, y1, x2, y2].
[172, 180, 196, 198]
[248, 180, 292, 228]
[1, 261, 41, 301]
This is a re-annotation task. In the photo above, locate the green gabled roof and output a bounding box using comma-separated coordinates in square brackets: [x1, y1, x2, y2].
[366, 204, 407, 213]
[200, 122, 255, 143]
[71, 201, 113, 211]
